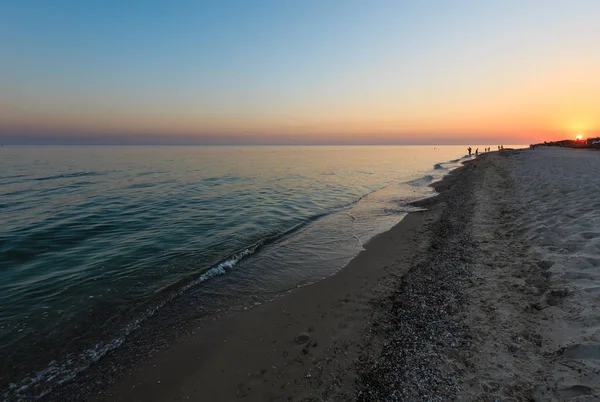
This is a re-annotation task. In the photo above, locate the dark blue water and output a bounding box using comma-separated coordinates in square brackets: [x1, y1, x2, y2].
[0, 146, 467, 399]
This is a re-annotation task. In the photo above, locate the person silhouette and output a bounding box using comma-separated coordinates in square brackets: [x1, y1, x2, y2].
[468, 147, 472, 156]
[475, 148, 478, 156]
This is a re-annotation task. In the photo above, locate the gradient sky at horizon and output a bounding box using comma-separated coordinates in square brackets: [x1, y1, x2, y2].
[2, 0, 600, 145]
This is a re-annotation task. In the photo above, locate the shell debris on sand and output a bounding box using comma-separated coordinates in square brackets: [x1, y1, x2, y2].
[355, 158, 478, 401]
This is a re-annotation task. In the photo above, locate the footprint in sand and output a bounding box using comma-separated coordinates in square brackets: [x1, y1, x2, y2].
[557, 384, 596, 399]
[563, 344, 600, 360]
[545, 289, 568, 306]
[536, 260, 554, 270]
[579, 232, 600, 240]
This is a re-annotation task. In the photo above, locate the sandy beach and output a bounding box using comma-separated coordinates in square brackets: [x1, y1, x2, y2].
[457, 147, 600, 401]
[6, 3, 600, 401]
[47, 147, 600, 401]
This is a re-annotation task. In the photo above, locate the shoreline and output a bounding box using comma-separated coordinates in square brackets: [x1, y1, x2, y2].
[39, 156, 475, 401]
[2, 146, 470, 402]
[32, 156, 470, 401]
[85, 146, 600, 401]
[20, 146, 600, 400]
[95, 212, 438, 401]
[78, 160, 474, 401]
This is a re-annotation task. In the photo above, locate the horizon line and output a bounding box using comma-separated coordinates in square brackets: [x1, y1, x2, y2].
[0, 142, 526, 147]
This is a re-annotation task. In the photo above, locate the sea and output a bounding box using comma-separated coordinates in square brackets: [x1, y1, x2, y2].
[1, 145, 478, 400]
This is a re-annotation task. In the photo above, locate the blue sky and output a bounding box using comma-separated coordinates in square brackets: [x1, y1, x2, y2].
[2, 1, 600, 144]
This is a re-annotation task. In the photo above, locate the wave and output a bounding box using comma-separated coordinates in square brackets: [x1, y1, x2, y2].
[32, 171, 102, 182]
[0, 174, 29, 185]
[322, 169, 373, 177]
[136, 171, 166, 177]
[177, 248, 255, 294]
[2, 211, 333, 400]
[3, 247, 260, 400]
[436, 155, 467, 168]
[406, 174, 434, 187]
[5, 195, 365, 399]
[382, 207, 421, 215]
[200, 175, 246, 186]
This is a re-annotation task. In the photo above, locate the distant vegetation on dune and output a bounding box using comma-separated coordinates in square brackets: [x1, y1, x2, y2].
[536, 137, 600, 149]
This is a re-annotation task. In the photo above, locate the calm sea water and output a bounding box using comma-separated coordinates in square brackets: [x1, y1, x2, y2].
[1, 145, 470, 399]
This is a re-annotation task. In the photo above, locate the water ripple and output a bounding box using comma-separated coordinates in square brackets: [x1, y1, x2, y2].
[0, 145, 469, 399]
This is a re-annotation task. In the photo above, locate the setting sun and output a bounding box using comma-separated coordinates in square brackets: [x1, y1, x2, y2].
[576, 134, 584, 141]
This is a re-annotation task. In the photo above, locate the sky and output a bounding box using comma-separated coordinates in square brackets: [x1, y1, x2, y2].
[1, 0, 600, 145]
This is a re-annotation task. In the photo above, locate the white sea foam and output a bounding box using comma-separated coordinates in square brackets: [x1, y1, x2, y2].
[179, 248, 255, 294]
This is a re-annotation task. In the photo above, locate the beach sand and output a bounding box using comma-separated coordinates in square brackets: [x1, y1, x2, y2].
[50, 147, 600, 401]
[457, 147, 600, 401]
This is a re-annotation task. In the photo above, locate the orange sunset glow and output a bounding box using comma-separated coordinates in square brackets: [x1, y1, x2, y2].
[1, 2, 600, 144]
[4, 2, 600, 400]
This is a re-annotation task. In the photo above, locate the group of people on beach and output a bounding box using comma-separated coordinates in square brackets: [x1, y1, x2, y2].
[467, 147, 478, 156]
[467, 146, 504, 156]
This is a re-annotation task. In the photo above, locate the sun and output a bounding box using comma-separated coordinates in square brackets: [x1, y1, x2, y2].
[576, 134, 583, 141]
